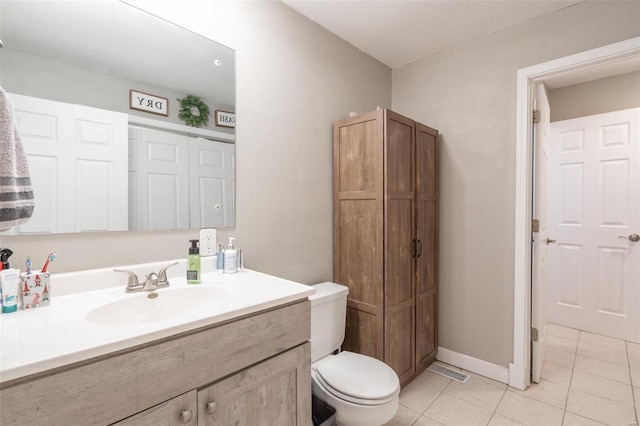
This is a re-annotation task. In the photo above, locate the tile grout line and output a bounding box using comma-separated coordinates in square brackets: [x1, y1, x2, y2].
[407, 376, 453, 425]
[485, 386, 509, 426]
[627, 341, 640, 426]
[560, 330, 580, 425]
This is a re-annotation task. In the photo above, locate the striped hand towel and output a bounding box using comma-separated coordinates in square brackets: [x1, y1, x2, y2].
[0, 87, 35, 231]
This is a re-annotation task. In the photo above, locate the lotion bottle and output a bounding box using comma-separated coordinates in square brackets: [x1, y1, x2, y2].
[187, 239, 201, 284]
[0, 248, 19, 313]
[223, 237, 237, 274]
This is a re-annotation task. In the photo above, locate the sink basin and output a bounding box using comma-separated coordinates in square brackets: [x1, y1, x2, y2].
[85, 286, 233, 326]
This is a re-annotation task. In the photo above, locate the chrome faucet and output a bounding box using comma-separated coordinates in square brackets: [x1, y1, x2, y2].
[114, 262, 178, 293]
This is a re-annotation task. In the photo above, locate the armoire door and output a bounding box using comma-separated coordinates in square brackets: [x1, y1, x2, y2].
[384, 110, 416, 385]
[334, 110, 385, 360]
[415, 123, 439, 373]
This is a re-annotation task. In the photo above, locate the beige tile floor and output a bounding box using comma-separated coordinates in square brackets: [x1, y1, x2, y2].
[385, 324, 640, 426]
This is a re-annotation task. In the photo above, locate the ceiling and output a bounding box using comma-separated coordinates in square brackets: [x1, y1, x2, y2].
[283, 0, 584, 69]
[283, 0, 640, 87]
[0, 0, 235, 107]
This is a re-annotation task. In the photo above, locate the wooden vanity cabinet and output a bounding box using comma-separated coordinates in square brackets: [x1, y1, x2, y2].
[333, 109, 438, 387]
[0, 301, 312, 426]
[115, 343, 309, 426]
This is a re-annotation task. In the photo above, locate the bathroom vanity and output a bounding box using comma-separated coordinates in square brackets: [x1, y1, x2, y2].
[0, 263, 314, 425]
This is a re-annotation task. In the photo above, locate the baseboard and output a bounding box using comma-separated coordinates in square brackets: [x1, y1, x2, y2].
[436, 347, 509, 385]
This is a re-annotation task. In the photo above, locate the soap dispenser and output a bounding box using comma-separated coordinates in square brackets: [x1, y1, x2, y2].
[223, 237, 237, 274]
[187, 239, 201, 284]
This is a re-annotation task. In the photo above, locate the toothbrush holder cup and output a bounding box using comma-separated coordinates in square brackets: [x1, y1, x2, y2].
[20, 271, 51, 309]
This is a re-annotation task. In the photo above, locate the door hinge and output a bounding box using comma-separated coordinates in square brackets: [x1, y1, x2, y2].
[531, 327, 539, 342]
[531, 219, 540, 233]
[533, 110, 541, 124]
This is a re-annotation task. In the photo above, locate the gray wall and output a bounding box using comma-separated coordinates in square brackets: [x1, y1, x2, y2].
[549, 71, 640, 121]
[391, 1, 640, 367]
[1, 0, 391, 285]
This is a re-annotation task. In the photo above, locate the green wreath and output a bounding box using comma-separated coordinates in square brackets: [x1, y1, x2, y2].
[178, 95, 209, 127]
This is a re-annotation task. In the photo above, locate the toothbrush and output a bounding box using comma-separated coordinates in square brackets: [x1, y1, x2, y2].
[41, 252, 56, 273]
[26, 257, 32, 275]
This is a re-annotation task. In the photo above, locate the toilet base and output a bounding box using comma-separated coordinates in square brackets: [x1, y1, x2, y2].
[312, 375, 399, 426]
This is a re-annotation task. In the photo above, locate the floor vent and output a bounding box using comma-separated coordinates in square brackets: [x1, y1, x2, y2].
[427, 363, 470, 383]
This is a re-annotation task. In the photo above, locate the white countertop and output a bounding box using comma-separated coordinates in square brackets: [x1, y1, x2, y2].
[0, 261, 314, 383]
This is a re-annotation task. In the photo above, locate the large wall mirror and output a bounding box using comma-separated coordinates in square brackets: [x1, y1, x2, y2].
[0, 0, 236, 235]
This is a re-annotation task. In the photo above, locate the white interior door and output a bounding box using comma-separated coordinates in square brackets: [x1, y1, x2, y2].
[131, 126, 189, 231]
[531, 83, 550, 383]
[548, 108, 640, 343]
[189, 137, 235, 228]
[4, 94, 128, 234]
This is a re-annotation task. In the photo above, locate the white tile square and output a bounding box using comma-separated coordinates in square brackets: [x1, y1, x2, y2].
[385, 404, 421, 426]
[577, 341, 628, 366]
[548, 335, 578, 354]
[630, 368, 640, 388]
[547, 324, 580, 341]
[512, 379, 568, 409]
[544, 347, 576, 369]
[570, 370, 634, 406]
[566, 388, 636, 425]
[628, 351, 640, 370]
[400, 377, 444, 413]
[425, 392, 493, 426]
[573, 355, 631, 385]
[627, 341, 640, 355]
[541, 361, 573, 386]
[578, 331, 626, 352]
[444, 376, 506, 411]
[496, 391, 564, 426]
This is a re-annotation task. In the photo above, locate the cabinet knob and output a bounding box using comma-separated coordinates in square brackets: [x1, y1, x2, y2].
[207, 401, 217, 414]
[180, 409, 193, 424]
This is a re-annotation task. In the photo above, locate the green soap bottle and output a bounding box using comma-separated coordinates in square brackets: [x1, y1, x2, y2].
[187, 239, 201, 284]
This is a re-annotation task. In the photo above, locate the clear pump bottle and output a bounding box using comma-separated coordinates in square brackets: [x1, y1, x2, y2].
[223, 237, 237, 274]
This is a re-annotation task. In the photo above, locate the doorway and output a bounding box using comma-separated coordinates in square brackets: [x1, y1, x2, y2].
[510, 36, 640, 391]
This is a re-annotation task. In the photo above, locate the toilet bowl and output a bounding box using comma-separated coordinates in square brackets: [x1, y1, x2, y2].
[309, 282, 400, 426]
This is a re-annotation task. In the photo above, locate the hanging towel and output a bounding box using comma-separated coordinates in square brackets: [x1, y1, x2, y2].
[0, 87, 35, 231]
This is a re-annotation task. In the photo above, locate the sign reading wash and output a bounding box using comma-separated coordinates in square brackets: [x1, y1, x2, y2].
[129, 90, 168, 116]
[215, 110, 236, 128]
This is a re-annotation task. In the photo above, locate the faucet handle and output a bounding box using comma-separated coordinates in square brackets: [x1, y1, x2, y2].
[113, 269, 140, 292]
[158, 261, 179, 283]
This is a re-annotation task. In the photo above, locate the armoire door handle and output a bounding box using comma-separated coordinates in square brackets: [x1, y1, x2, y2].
[412, 239, 417, 258]
[417, 240, 423, 258]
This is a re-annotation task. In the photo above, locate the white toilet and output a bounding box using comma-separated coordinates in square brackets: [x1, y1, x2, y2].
[309, 282, 400, 426]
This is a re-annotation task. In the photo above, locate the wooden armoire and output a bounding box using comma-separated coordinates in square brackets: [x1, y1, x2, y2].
[333, 108, 438, 387]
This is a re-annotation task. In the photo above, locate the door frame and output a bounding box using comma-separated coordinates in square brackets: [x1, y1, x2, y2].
[510, 36, 640, 390]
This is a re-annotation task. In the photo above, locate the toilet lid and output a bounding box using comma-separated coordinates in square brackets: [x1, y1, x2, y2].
[315, 351, 400, 401]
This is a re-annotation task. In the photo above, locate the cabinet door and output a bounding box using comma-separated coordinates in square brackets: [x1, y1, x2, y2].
[198, 343, 311, 426]
[384, 110, 416, 385]
[415, 123, 439, 373]
[113, 390, 197, 426]
[334, 110, 385, 360]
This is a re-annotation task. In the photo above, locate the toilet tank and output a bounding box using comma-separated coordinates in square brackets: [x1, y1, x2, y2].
[309, 282, 349, 363]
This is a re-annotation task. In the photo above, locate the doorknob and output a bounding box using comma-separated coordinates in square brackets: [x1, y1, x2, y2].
[618, 233, 640, 242]
[546, 238, 557, 245]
